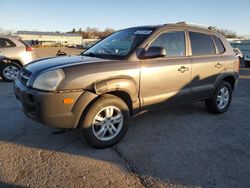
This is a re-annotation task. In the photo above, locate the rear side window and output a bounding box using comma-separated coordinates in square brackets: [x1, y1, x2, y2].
[212, 35, 225, 54]
[189, 32, 215, 56]
[19, 39, 31, 48]
[0, 38, 16, 48]
[149, 31, 186, 57]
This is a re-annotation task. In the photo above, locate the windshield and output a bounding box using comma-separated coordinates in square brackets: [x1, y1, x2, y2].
[82, 28, 154, 59]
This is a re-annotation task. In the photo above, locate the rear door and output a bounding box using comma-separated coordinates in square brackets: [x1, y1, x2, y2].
[188, 31, 225, 99]
[0, 38, 18, 58]
[140, 30, 192, 108]
[2, 38, 20, 58]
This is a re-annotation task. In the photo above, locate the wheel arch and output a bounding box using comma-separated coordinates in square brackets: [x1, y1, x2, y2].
[10, 59, 23, 67]
[93, 76, 140, 113]
[73, 77, 140, 129]
[222, 76, 237, 90]
[0, 57, 23, 67]
[106, 91, 134, 116]
[214, 72, 238, 91]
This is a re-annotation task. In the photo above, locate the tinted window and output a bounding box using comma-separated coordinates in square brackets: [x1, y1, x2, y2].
[189, 32, 215, 56]
[212, 35, 225, 54]
[0, 38, 15, 48]
[149, 31, 186, 57]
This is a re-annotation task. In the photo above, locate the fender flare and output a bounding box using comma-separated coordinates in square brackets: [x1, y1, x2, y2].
[93, 76, 139, 104]
[214, 72, 239, 90]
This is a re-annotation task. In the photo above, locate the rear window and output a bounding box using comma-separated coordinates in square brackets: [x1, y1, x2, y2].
[212, 35, 225, 54]
[189, 32, 216, 56]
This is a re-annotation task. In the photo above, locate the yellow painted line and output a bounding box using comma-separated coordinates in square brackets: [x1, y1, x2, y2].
[240, 68, 250, 71]
[240, 75, 250, 79]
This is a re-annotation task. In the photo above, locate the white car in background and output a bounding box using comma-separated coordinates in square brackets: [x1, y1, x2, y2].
[0, 35, 36, 81]
[233, 48, 243, 59]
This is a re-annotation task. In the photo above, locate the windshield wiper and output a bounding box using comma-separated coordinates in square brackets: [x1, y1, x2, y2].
[81, 52, 94, 57]
[81, 52, 103, 58]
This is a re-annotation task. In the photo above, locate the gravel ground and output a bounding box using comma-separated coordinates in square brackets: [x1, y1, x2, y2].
[0, 47, 249, 188]
[34, 47, 83, 59]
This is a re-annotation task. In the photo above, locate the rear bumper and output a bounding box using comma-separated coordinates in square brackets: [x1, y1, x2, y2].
[20, 52, 36, 65]
[14, 79, 97, 129]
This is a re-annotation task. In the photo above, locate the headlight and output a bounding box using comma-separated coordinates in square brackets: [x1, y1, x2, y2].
[33, 69, 65, 91]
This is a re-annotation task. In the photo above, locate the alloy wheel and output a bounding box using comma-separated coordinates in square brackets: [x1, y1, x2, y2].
[92, 106, 124, 141]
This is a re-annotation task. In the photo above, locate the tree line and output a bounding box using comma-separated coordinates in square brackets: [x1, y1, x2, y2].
[0, 27, 239, 39]
[216, 28, 237, 38]
[68, 27, 238, 39]
[68, 27, 115, 39]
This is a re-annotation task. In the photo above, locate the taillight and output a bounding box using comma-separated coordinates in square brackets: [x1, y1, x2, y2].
[19, 39, 33, 52]
[26, 46, 33, 52]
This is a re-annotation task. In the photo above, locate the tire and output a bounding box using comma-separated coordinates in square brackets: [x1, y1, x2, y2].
[80, 94, 130, 148]
[0, 62, 21, 82]
[205, 81, 232, 114]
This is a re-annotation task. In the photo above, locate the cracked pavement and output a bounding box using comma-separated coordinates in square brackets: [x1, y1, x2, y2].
[0, 48, 250, 188]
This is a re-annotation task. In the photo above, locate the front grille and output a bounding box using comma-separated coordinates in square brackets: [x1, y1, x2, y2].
[20, 68, 32, 85]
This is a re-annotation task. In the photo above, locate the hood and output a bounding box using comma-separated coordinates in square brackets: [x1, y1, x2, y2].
[25, 55, 110, 73]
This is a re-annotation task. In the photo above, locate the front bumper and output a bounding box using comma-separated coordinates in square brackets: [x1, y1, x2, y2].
[14, 79, 97, 129]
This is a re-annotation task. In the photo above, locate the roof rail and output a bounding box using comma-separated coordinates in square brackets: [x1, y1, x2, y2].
[176, 21, 217, 31]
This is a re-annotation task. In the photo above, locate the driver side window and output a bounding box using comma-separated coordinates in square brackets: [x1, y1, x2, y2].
[149, 31, 186, 57]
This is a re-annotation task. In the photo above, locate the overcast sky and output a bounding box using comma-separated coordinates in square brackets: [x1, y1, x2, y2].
[0, 0, 249, 36]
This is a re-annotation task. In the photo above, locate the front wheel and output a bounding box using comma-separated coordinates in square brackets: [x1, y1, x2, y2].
[0, 62, 21, 82]
[205, 81, 232, 114]
[80, 94, 130, 148]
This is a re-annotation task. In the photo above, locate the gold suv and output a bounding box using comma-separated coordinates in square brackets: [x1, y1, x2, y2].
[14, 22, 239, 148]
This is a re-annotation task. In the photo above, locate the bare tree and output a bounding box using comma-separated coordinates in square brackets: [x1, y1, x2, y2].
[216, 28, 237, 38]
[0, 28, 15, 35]
[68, 27, 115, 39]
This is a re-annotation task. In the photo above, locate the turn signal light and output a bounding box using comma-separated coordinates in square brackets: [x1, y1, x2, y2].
[63, 98, 74, 104]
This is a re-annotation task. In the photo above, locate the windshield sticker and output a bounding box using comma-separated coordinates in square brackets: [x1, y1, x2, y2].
[134, 30, 152, 35]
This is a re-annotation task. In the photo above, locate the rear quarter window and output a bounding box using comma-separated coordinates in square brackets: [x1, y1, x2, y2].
[189, 32, 216, 56]
[212, 35, 225, 54]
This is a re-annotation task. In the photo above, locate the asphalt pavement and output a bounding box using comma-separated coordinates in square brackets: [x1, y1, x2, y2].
[0, 48, 249, 188]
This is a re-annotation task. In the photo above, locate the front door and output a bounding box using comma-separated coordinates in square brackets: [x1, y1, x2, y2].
[140, 30, 192, 109]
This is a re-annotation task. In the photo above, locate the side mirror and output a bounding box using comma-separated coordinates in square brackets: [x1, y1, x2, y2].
[143, 47, 166, 59]
[56, 50, 67, 56]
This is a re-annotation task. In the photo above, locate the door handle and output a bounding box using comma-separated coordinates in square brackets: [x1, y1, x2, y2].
[178, 66, 189, 73]
[215, 63, 223, 68]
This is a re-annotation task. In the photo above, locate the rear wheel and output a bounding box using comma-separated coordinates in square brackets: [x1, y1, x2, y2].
[0, 62, 21, 82]
[80, 94, 130, 148]
[205, 81, 232, 114]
